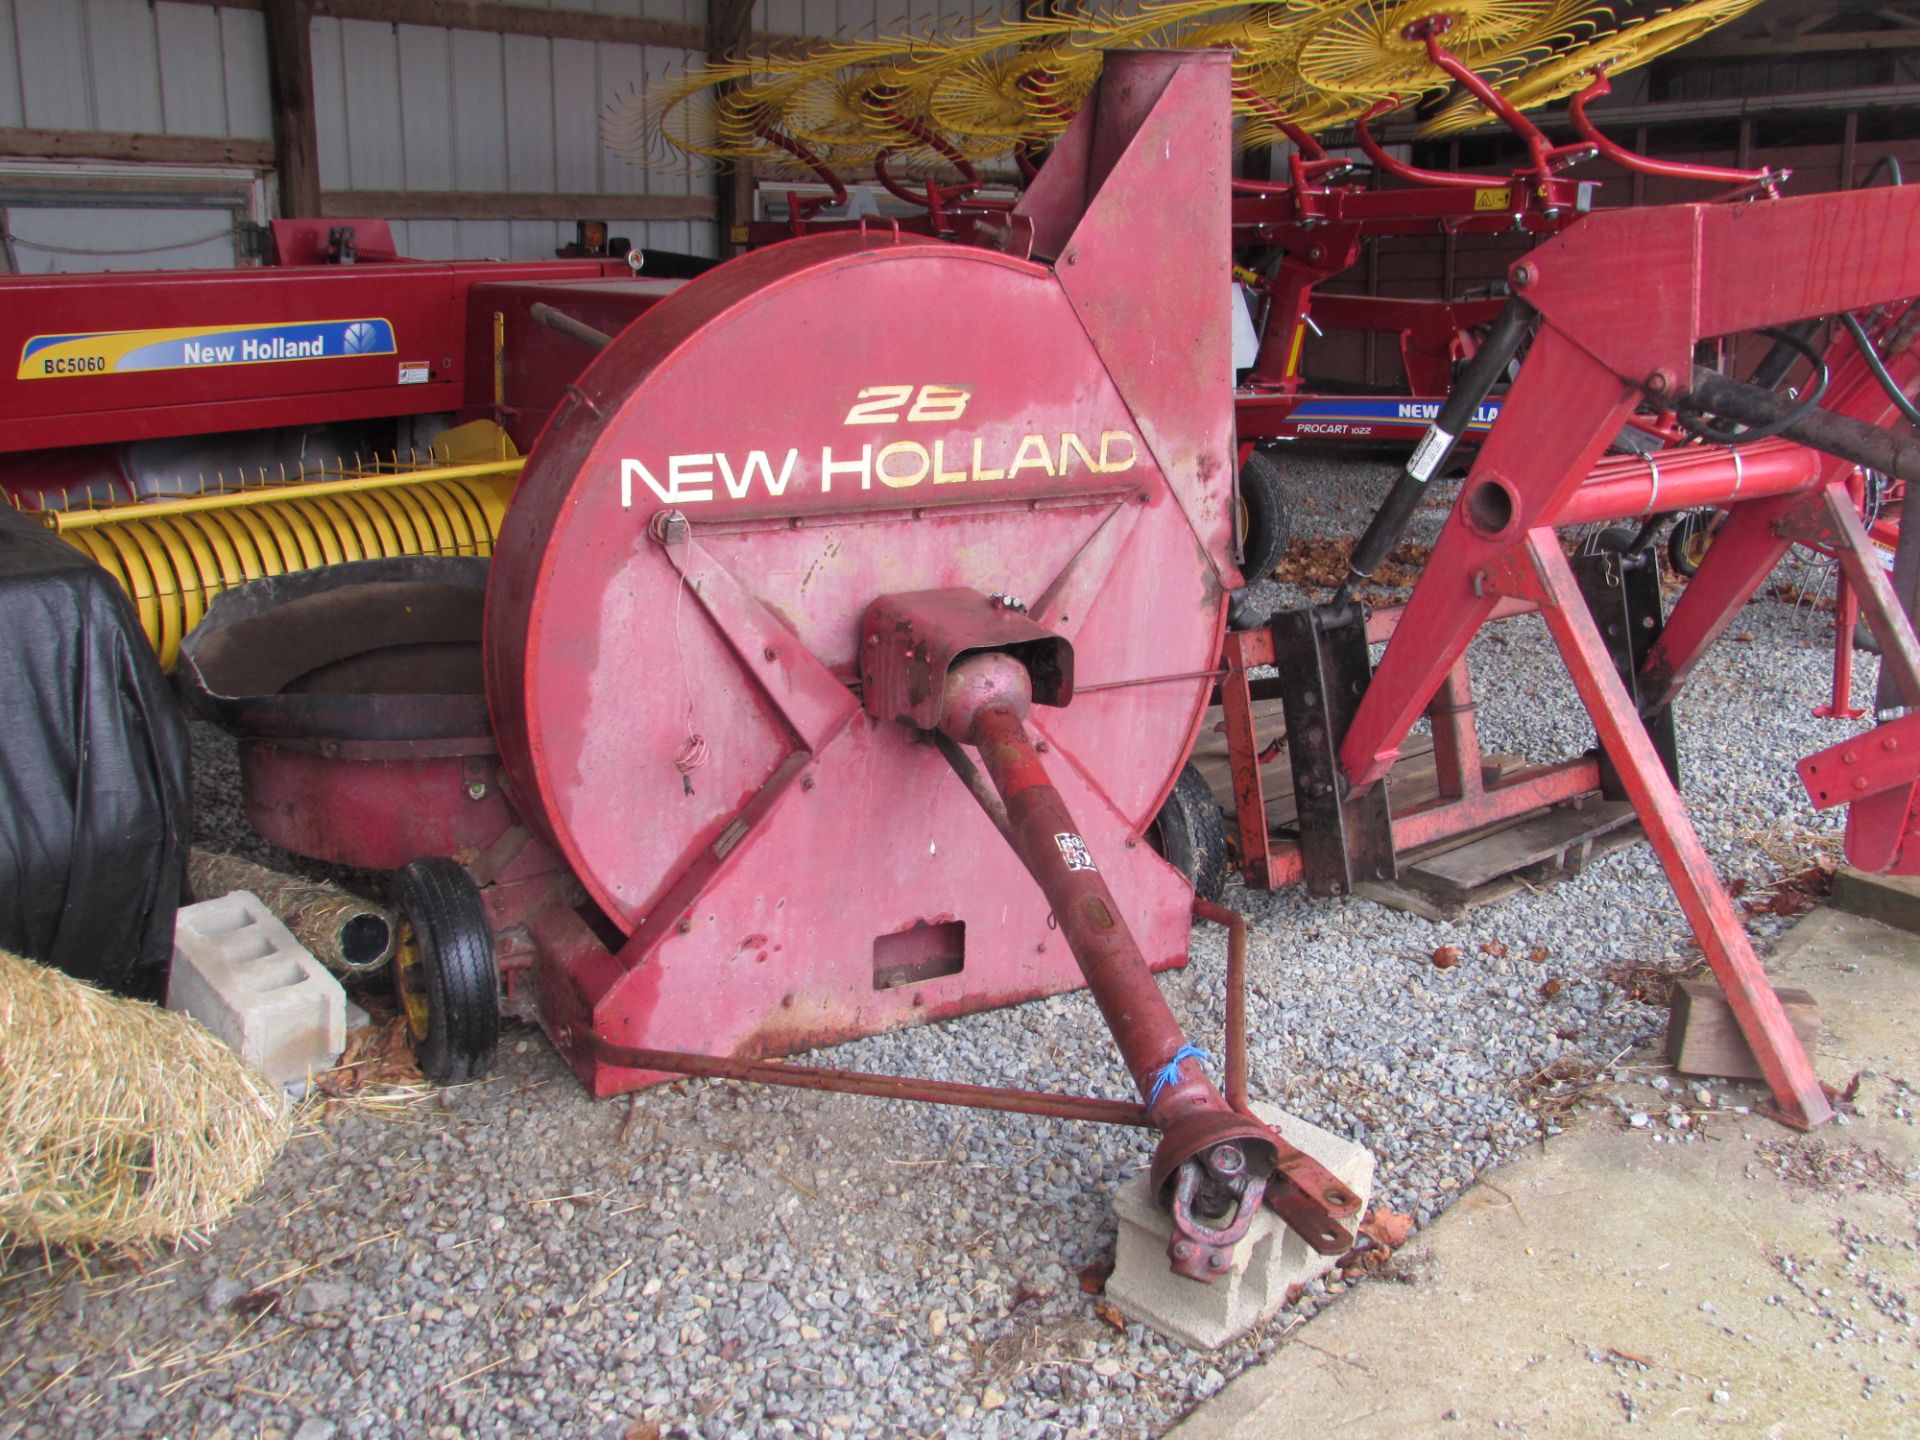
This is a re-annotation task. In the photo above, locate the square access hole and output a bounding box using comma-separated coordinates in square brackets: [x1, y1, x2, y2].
[872, 919, 964, 991]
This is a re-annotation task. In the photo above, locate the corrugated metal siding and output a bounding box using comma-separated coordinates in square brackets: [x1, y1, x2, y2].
[1, 1, 271, 138]
[305, 0, 955, 262]
[0, 0, 20, 130]
[307, 6, 733, 260]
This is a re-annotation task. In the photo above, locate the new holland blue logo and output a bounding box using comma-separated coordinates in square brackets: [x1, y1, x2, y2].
[19, 318, 397, 379]
[1285, 399, 1503, 429]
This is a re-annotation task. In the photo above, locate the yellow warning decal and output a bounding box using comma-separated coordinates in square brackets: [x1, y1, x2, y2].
[1474, 188, 1513, 211]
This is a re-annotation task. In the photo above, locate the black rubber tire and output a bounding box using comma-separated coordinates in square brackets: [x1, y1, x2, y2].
[1237, 449, 1292, 582]
[390, 858, 499, 1084]
[1667, 514, 1713, 577]
[1148, 763, 1230, 903]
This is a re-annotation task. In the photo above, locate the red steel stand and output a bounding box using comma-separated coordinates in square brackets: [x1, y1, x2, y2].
[1222, 598, 1601, 892]
[1481, 530, 1830, 1129]
[1334, 183, 1920, 1131]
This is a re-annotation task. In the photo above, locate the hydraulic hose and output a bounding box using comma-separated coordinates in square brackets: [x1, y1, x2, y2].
[1680, 327, 1830, 444]
[1686, 366, 1920, 483]
[1746, 318, 1821, 395]
[1839, 311, 1920, 430]
[1340, 296, 1534, 599]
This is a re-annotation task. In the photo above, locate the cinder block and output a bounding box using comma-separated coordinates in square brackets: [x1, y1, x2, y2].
[1106, 1104, 1374, 1350]
[168, 891, 347, 1087]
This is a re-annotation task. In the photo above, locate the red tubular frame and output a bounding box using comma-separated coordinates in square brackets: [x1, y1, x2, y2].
[1568, 72, 1783, 197]
[1415, 30, 1596, 181]
[1355, 99, 1505, 190]
[1557, 438, 1822, 525]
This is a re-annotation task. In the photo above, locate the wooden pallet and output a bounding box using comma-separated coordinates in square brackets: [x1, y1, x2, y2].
[1191, 699, 1645, 918]
[1357, 799, 1643, 922]
[1192, 700, 1487, 834]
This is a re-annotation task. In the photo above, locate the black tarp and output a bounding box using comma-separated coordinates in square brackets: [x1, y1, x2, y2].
[0, 507, 190, 999]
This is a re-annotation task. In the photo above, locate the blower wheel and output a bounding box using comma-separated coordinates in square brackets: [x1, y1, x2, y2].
[1237, 447, 1293, 581]
[1147, 763, 1231, 902]
[391, 857, 500, 1084]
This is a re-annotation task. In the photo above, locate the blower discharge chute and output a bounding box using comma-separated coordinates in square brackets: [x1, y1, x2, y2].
[483, 52, 1359, 1279]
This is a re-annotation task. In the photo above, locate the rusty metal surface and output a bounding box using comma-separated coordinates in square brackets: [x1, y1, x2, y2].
[861, 588, 1073, 731]
[1270, 605, 1394, 898]
[584, 1036, 1153, 1127]
[179, 557, 491, 744]
[1192, 897, 1249, 1115]
[949, 681, 1355, 1278]
[962, 696, 1209, 1118]
[1220, 629, 1276, 890]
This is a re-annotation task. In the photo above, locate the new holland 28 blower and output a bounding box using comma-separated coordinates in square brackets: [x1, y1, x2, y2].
[485, 50, 1359, 1280]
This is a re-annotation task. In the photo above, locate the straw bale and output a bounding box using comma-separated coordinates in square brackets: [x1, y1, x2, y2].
[0, 947, 290, 1248]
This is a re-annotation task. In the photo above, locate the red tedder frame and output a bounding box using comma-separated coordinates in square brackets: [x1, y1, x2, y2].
[1341, 184, 1920, 1132]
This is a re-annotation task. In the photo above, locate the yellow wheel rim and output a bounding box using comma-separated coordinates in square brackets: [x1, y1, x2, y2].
[394, 918, 431, 1041]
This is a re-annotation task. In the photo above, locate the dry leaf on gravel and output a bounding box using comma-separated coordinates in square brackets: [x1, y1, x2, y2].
[1431, 946, 1461, 970]
[1359, 1208, 1414, 1250]
[1741, 862, 1835, 919]
[1275, 536, 1432, 591]
[1078, 1261, 1113, 1295]
[317, 1017, 424, 1097]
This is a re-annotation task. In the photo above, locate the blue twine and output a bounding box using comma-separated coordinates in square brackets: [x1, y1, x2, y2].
[1148, 1043, 1210, 1107]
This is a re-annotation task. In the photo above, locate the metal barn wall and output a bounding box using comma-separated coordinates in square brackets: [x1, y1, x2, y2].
[0, 0, 272, 140]
[307, 6, 718, 261]
[0, 1, 273, 271]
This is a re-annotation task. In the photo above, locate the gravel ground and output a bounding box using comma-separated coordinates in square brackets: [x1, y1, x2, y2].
[0, 453, 1875, 1440]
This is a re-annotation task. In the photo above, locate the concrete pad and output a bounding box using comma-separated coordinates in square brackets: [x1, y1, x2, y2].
[1108, 1105, 1374, 1350]
[1174, 905, 1920, 1438]
[168, 890, 347, 1087]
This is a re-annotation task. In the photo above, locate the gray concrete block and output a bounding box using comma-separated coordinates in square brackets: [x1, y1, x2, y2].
[1106, 1104, 1375, 1350]
[168, 891, 347, 1087]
